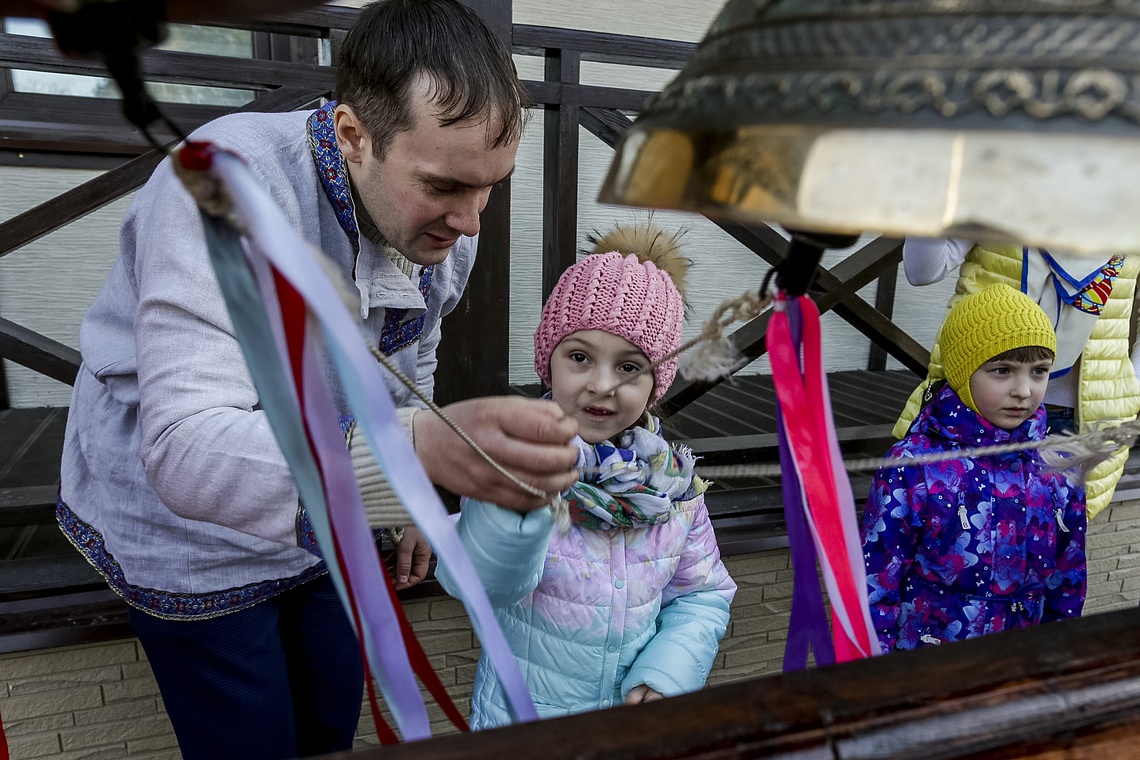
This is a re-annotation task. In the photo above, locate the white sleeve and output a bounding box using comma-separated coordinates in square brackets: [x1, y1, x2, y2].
[1132, 331, 1140, 381]
[902, 237, 973, 286]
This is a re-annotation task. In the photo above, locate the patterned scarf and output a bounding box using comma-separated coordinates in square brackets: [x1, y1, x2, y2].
[564, 415, 705, 530]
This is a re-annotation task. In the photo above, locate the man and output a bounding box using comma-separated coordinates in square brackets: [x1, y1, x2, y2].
[58, 2, 578, 757]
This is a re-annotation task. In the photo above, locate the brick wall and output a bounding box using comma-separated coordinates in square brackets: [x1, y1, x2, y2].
[3, 498, 1139, 758]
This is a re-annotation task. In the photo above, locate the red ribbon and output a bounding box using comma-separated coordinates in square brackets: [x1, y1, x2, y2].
[768, 294, 875, 661]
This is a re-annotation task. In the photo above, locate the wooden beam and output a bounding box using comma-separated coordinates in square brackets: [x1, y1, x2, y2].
[0, 85, 324, 261]
[0, 350, 8, 410]
[0, 33, 333, 92]
[542, 48, 581, 301]
[348, 605, 1140, 760]
[867, 260, 899, 370]
[0, 317, 80, 386]
[662, 237, 908, 414]
[512, 24, 695, 68]
[524, 81, 654, 111]
[836, 298, 930, 376]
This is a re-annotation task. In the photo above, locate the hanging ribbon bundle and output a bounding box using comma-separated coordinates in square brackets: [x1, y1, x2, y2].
[176, 142, 538, 741]
[768, 293, 878, 667]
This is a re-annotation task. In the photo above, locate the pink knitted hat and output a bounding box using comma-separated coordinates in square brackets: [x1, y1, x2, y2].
[534, 223, 687, 404]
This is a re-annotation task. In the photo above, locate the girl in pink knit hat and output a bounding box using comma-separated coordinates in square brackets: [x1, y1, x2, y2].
[435, 221, 737, 729]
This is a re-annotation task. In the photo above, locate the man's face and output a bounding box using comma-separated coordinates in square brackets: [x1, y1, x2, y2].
[335, 80, 519, 267]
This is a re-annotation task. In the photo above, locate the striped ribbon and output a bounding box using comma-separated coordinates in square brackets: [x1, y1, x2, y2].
[776, 298, 836, 671]
[768, 294, 877, 662]
[186, 144, 538, 740]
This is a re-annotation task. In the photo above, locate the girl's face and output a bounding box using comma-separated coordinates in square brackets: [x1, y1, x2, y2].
[968, 357, 1052, 429]
[549, 330, 654, 444]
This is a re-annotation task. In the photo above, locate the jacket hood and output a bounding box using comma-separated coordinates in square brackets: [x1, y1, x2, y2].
[908, 382, 1047, 449]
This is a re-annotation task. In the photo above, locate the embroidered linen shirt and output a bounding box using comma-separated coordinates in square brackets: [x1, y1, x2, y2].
[59, 110, 475, 617]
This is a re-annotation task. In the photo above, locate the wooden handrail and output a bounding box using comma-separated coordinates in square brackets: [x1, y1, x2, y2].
[338, 605, 1140, 760]
[512, 23, 696, 67]
[662, 238, 905, 414]
[0, 317, 80, 385]
[0, 33, 332, 92]
[0, 85, 323, 260]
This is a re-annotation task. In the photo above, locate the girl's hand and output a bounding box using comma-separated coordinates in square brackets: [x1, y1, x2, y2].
[392, 525, 431, 590]
[624, 685, 664, 705]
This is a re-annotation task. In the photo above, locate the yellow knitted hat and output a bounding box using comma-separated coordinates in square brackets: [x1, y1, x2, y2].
[940, 283, 1057, 412]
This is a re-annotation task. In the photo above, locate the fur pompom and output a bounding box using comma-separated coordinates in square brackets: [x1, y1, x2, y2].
[587, 219, 690, 300]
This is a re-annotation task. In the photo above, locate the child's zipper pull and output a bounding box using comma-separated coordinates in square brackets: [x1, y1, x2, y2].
[1055, 508, 1070, 533]
[924, 382, 934, 403]
[920, 634, 941, 646]
[958, 504, 970, 530]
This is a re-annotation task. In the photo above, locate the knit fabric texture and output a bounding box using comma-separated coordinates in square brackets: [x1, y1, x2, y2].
[534, 251, 684, 404]
[940, 283, 1058, 412]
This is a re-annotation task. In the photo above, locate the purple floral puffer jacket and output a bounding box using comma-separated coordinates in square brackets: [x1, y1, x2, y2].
[861, 383, 1086, 653]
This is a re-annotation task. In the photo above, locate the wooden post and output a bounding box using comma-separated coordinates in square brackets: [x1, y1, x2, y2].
[434, 0, 514, 404]
[866, 261, 898, 371]
[542, 48, 580, 301]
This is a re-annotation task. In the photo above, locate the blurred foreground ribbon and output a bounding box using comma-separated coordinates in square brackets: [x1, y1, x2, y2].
[181, 142, 538, 741]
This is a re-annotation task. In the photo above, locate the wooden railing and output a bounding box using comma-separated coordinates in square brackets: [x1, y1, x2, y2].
[0, 1, 932, 645]
[339, 603, 1140, 760]
[0, 1, 928, 410]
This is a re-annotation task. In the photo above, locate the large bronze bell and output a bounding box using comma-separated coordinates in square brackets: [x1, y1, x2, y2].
[599, 0, 1140, 256]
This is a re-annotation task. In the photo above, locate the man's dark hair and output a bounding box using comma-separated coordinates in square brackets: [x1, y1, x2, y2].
[988, 345, 1056, 364]
[335, 0, 531, 158]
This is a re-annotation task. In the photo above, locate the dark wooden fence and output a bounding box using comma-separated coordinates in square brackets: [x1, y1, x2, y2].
[4, 7, 1140, 759]
[0, 0, 929, 652]
[0, 1, 926, 407]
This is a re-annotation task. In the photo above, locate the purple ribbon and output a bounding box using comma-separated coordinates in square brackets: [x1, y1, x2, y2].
[777, 298, 836, 671]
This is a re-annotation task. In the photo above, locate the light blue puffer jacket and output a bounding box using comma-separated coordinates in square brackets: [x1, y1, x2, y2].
[435, 494, 736, 730]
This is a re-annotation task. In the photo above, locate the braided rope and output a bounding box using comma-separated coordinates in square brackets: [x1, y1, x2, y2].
[694, 417, 1140, 482]
[174, 145, 1130, 499]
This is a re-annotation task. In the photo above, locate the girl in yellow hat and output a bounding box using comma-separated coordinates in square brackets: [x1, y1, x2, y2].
[862, 284, 1086, 652]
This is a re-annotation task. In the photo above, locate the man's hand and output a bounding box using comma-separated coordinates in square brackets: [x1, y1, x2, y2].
[415, 396, 578, 512]
[624, 685, 664, 705]
[392, 525, 431, 590]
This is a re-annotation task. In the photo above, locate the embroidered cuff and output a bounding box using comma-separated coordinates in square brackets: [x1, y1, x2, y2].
[347, 408, 419, 529]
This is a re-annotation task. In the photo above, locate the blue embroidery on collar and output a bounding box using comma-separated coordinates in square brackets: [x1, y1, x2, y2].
[306, 102, 434, 356]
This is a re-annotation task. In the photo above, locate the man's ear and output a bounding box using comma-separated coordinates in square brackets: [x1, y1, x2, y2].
[333, 103, 367, 164]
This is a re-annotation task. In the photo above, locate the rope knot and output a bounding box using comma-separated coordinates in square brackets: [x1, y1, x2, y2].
[172, 140, 231, 218]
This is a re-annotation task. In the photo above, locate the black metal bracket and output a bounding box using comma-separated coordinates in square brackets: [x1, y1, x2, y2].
[46, 0, 184, 146]
[775, 229, 861, 297]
